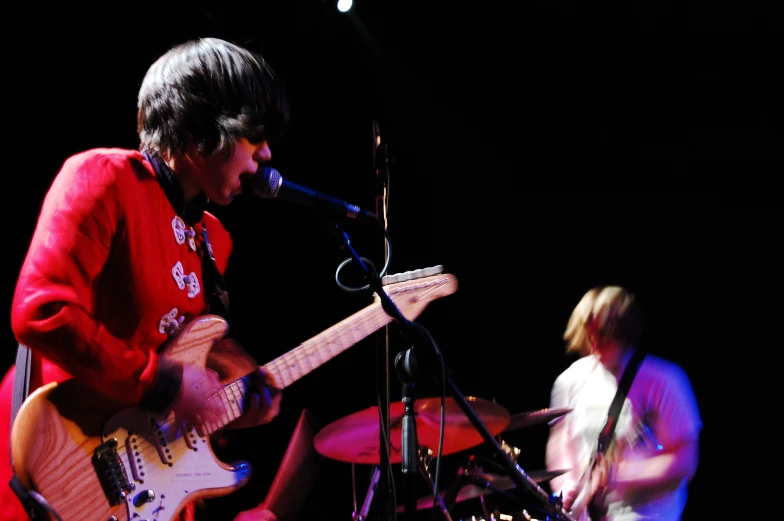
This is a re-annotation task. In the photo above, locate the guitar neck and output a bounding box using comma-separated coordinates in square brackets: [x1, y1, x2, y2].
[203, 269, 457, 434]
[262, 298, 392, 388]
[202, 303, 388, 433]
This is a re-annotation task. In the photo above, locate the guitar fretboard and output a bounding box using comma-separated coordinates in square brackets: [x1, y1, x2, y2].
[202, 375, 252, 435]
[263, 300, 389, 388]
[263, 274, 453, 387]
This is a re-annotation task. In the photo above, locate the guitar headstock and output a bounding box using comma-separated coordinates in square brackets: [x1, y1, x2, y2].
[376, 266, 458, 320]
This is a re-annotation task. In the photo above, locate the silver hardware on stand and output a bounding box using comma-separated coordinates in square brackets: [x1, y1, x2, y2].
[352, 464, 381, 521]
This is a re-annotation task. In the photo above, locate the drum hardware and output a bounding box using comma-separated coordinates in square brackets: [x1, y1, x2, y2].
[398, 464, 571, 513]
[415, 446, 456, 521]
[502, 408, 573, 433]
[499, 439, 521, 463]
[313, 396, 511, 465]
[316, 396, 509, 520]
[351, 464, 380, 521]
[315, 399, 577, 520]
[521, 509, 542, 520]
[349, 453, 458, 521]
[455, 510, 513, 521]
[418, 446, 435, 474]
[456, 508, 543, 521]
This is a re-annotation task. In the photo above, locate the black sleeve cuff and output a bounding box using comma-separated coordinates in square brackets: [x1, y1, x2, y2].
[140, 357, 183, 412]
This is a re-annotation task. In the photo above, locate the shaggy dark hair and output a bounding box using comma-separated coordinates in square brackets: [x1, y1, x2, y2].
[137, 37, 290, 159]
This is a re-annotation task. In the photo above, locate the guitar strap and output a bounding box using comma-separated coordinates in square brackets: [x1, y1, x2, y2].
[9, 343, 50, 519]
[597, 348, 647, 455]
[10, 343, 31, 436]
[585, 348, 646, 520]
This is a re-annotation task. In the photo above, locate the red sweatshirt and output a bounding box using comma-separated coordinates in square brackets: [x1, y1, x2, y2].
[0, 148, 232, 520]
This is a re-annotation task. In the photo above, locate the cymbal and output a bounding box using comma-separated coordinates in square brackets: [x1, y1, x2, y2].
[503, 407, 572, 432]
[314, 396, 511, 464]
[400, 469, 571, 511]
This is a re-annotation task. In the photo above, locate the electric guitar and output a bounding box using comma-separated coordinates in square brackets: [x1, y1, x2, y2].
[569, 421, 659, 521]
[568, 448, 607, 521]
[10, 269, 457, 521]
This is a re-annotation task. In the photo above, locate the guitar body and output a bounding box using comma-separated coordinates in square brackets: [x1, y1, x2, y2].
[569, 424, 652, 521]
[11, 316, 251, 521]
[569, 451, 609, 521]
[10, 270, 459, 521]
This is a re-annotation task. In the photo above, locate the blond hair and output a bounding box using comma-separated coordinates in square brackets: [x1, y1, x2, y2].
[563, 286, 646, 355]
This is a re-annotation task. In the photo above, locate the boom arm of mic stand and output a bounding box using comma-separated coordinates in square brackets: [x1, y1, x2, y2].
[326, 224, 413, 333]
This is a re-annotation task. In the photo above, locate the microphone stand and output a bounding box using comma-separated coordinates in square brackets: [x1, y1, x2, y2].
[394, 348, 418, 521]
[327, 221, 577, 521]
[328, 221, 423, 520]
[372, 121, 393, 521]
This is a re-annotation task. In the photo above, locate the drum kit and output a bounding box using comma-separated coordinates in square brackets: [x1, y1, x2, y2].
[313, 396, 574, 521]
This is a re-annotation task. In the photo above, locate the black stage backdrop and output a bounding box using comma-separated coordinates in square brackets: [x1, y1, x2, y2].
[5, 2, 782, 520]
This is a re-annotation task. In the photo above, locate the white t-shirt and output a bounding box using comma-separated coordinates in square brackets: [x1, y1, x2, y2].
[548, 352, 702, 521]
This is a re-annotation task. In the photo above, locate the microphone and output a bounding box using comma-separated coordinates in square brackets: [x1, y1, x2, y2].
[250, 167, 379, 224]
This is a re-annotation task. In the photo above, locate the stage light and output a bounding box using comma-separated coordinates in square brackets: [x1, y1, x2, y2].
[337, 0, 353, 13]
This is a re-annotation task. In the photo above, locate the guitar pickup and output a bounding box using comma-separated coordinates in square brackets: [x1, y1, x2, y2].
[124, 432, 148, 484]
[182, 422, 201, 451]
[150, 418, 176, 466]
[93, 438, 135, 505]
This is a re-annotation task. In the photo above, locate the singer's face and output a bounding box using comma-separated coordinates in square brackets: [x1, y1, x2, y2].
[197, 138, 272, 205]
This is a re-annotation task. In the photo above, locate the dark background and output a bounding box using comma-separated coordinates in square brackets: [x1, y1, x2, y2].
[5, 1, 782, 520]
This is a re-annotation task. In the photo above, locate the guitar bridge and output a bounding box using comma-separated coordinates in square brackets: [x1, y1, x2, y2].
[93, 438, 135, 506]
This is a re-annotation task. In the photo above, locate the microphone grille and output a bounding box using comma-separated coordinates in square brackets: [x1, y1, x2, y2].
[253, 166, 283, 198]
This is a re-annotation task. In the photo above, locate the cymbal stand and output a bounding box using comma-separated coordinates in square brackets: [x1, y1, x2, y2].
[352, 464, 381, 521]
[416, 447, 453, 521]
[352, 450, 452, 521]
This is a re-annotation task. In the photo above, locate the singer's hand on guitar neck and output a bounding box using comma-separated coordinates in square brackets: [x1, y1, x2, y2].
[168, 363, 282, 433]
[206, 336, 283, 430]
[224, 367, 282, 430]
[171, 363, 226, 431]
[166, 336, 284, 433]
